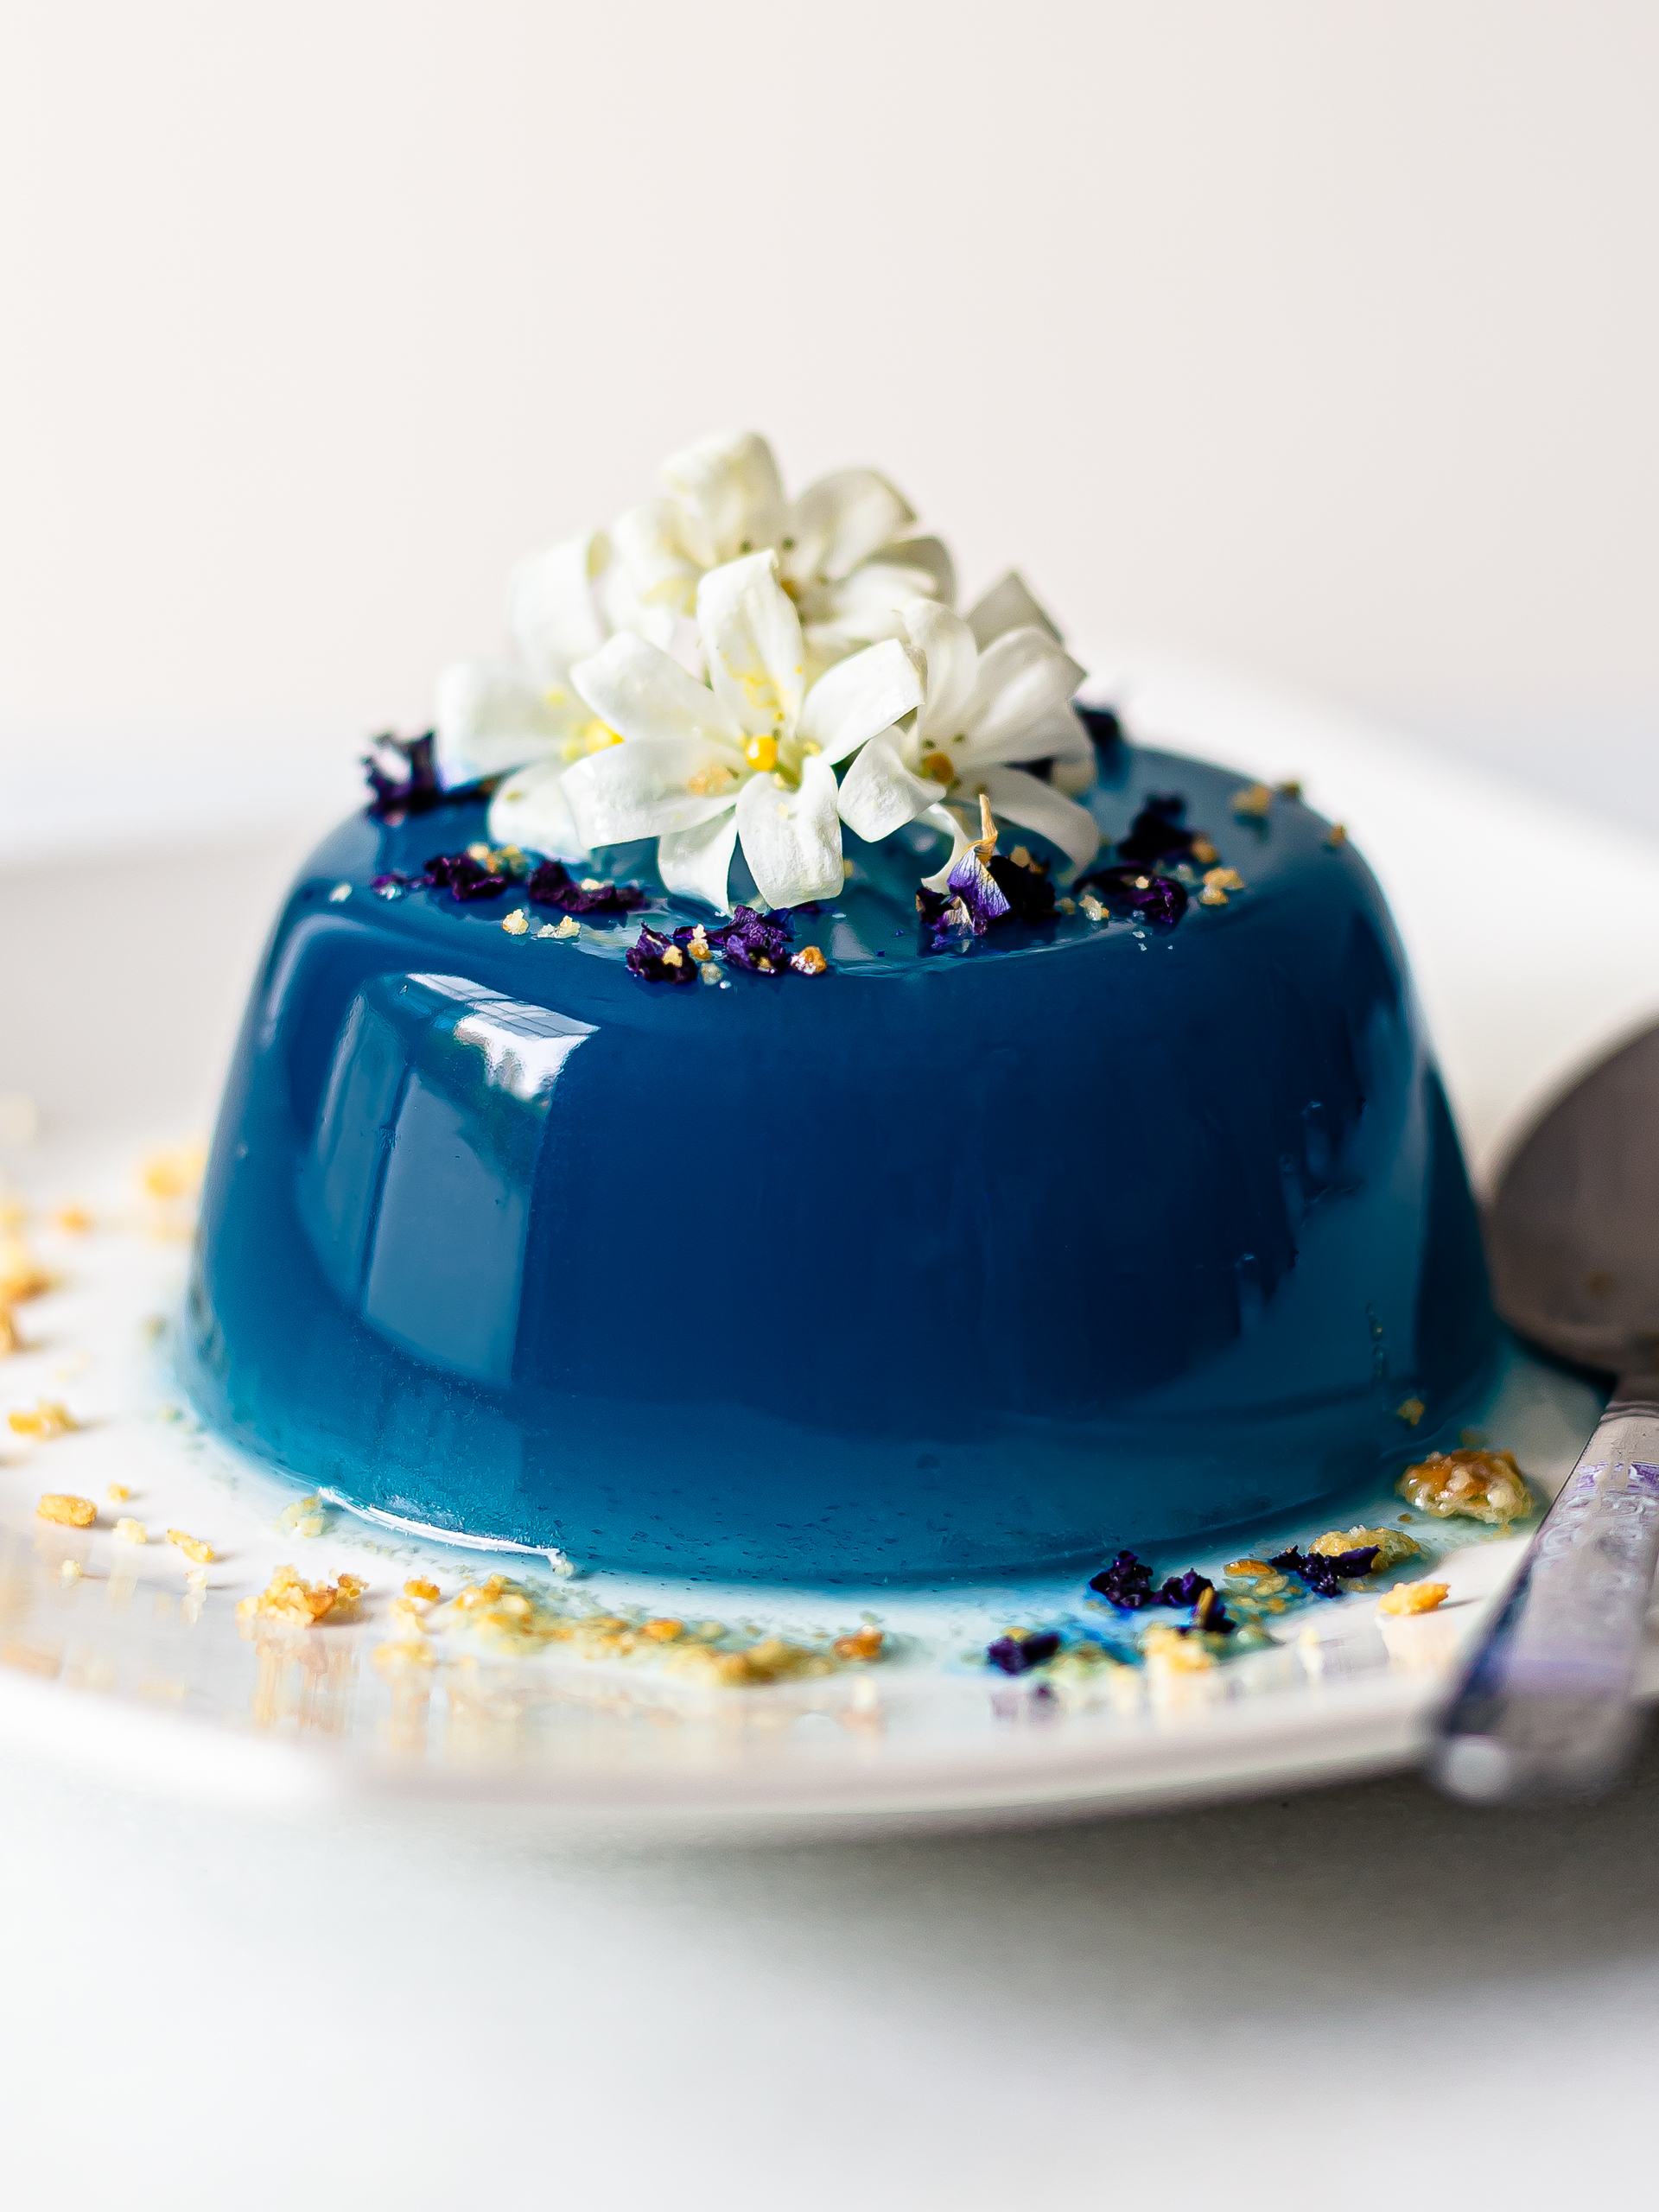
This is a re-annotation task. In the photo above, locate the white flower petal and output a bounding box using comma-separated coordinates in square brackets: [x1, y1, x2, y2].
[880, 535, 955, 607]
[797, 638, 924, 764]
[787, 469, 916, 584]
[563, 740, 739, 846]
[960, 627, 1087, 761]
[734, 754, 844, 908]
[798, 549, 955, 656]
[902, 601, 980, 747]
[610, 499, 699, 615]
[918, 802, 976, 893]
[978, 766, 1102, 870]
[662, 429, 788, 569]
[697, 550, 807, 743]
[509, 531, 610, 686]
[433, 661, 565, 785]
[966, 570, 1065, 649]
[486, 758, 590, 862]
[658, 812, 740, 912]
[836, 734, 942, 843]
[571, 632, 742, 752]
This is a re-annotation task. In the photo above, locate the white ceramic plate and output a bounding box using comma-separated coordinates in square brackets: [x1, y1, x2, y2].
[2, 658, 1652, 1830]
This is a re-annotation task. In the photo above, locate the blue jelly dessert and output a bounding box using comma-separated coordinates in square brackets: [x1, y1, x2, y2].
[181, 726, 1495, 1581]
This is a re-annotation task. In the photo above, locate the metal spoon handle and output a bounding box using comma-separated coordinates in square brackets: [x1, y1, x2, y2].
[1430, 1378, 1659, 1804]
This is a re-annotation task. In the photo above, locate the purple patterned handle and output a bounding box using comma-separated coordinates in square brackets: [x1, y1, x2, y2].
[1432, 1385, 1659, 1803]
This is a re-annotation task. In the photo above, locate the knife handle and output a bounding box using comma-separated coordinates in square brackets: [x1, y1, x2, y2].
[1429, 1380, 1659, 1803]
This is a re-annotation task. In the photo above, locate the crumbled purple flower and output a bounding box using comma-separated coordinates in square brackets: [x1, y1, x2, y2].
[1268, 1544, 1380, 1598]
[525, 860, 645, 915]
[626, 924, 697, 984]
[423, 851, 512, 902]
[1078, 702, 1127, 753]
[709, 906, 794, 975]
[370, 871, 420, 899]
[1156, 1568, 1215, 1609]
[1089, 1549, 1157, 1609]
[1076, 863, 1189, 929]
[986, 1630, 1062, 1675]
[364, 732, 443, 822]
[1090, 1550, 1234, 1632]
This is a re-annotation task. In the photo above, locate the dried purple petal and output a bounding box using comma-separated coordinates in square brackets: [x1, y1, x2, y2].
[986, 1630, 1062, 1675]
[423, 851, 511, 902]
[1076, 863, 1188, 929]
[370, 871, 420, 898]
[946, 849, 1012, 935]
[709, 905, 793, 976]
[364, 732, 443, 822]
[988, 852, 1058, 924]
[1088, 1549, 1157, 1609]
[626, 924, 697, 984]
[1268, 1544, 1380, 1598]
[1117, 793, 1199, 865]
[525, 859, 645, 914]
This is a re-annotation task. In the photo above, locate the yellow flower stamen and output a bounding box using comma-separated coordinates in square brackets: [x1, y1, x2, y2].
[745, 733, 779, 772]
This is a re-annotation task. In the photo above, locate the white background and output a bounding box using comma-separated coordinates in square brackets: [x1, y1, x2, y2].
[2, 0, 1656, 854]
[5, 6, 1659, 2207]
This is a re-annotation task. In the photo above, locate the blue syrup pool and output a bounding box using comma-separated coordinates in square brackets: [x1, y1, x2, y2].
[179, 736, 1496, 1581]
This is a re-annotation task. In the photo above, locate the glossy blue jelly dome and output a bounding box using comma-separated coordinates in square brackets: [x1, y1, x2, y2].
[181, 732, 1495, 1581]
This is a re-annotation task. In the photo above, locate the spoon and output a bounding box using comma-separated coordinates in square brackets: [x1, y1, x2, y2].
[1431, 1020, 1659, 1803]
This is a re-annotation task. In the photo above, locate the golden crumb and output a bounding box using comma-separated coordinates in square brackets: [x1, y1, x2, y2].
[665, 1635, 835, 1688]
[1198, 885, 1228, 906]
[53, 1205, 94, 1234]
[1225, 1558, 1273, 1580]
[1055, 896, 1077, 915]
[831, 1625, 886, 1662]
[404, 1578, 441, 1603]
[37, 1493, 95, 1529]
[1325, 823, 1348, 849]
[113, 1517, 147, 1544]
[106, 1484, 130, 1503]
[1376, 1579, 1450, 1618]
[275, 1494, 328, 1538]
[1230, 783, 1273, 818]
[0, 1239, 53, 1305]
[1399, 1447, 1534, 1525]
[167, 1529, 214, 1564]
[1276, 779, 1304, 800]
[184, 1566, 209, 1587]
[8, 1400, 77, 1438]
[237, 1563, 367, 1628]
[790, 944, 828, 976]
[641, 1617, 684, 1642]
[1079, 893, 1107, 923]
[140, 1142, 207, 1204]
[1205, 867, 1244, 894]
[501, 907, 530, 936]
[60, 1559, 83, 1582]
[1190, 836, 1218, 865]
[1395, 1395, 1426, 1426]
[1141, 1624, 1215, 1674]
[685, 925, 712, 962]
[550, 914, 580, 940]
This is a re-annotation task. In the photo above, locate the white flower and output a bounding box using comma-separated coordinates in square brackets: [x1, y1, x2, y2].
[610, 429, 955, 680]
[561, 550, 923, 912]
[835, 578, 1101, 876]
[435, 530, 662, 863]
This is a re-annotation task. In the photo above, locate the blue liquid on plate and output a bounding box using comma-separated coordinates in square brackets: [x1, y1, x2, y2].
[180, 744, 1495, 1580]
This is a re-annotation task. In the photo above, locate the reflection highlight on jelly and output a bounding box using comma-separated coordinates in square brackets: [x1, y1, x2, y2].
[301, 973, 594, 1384]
